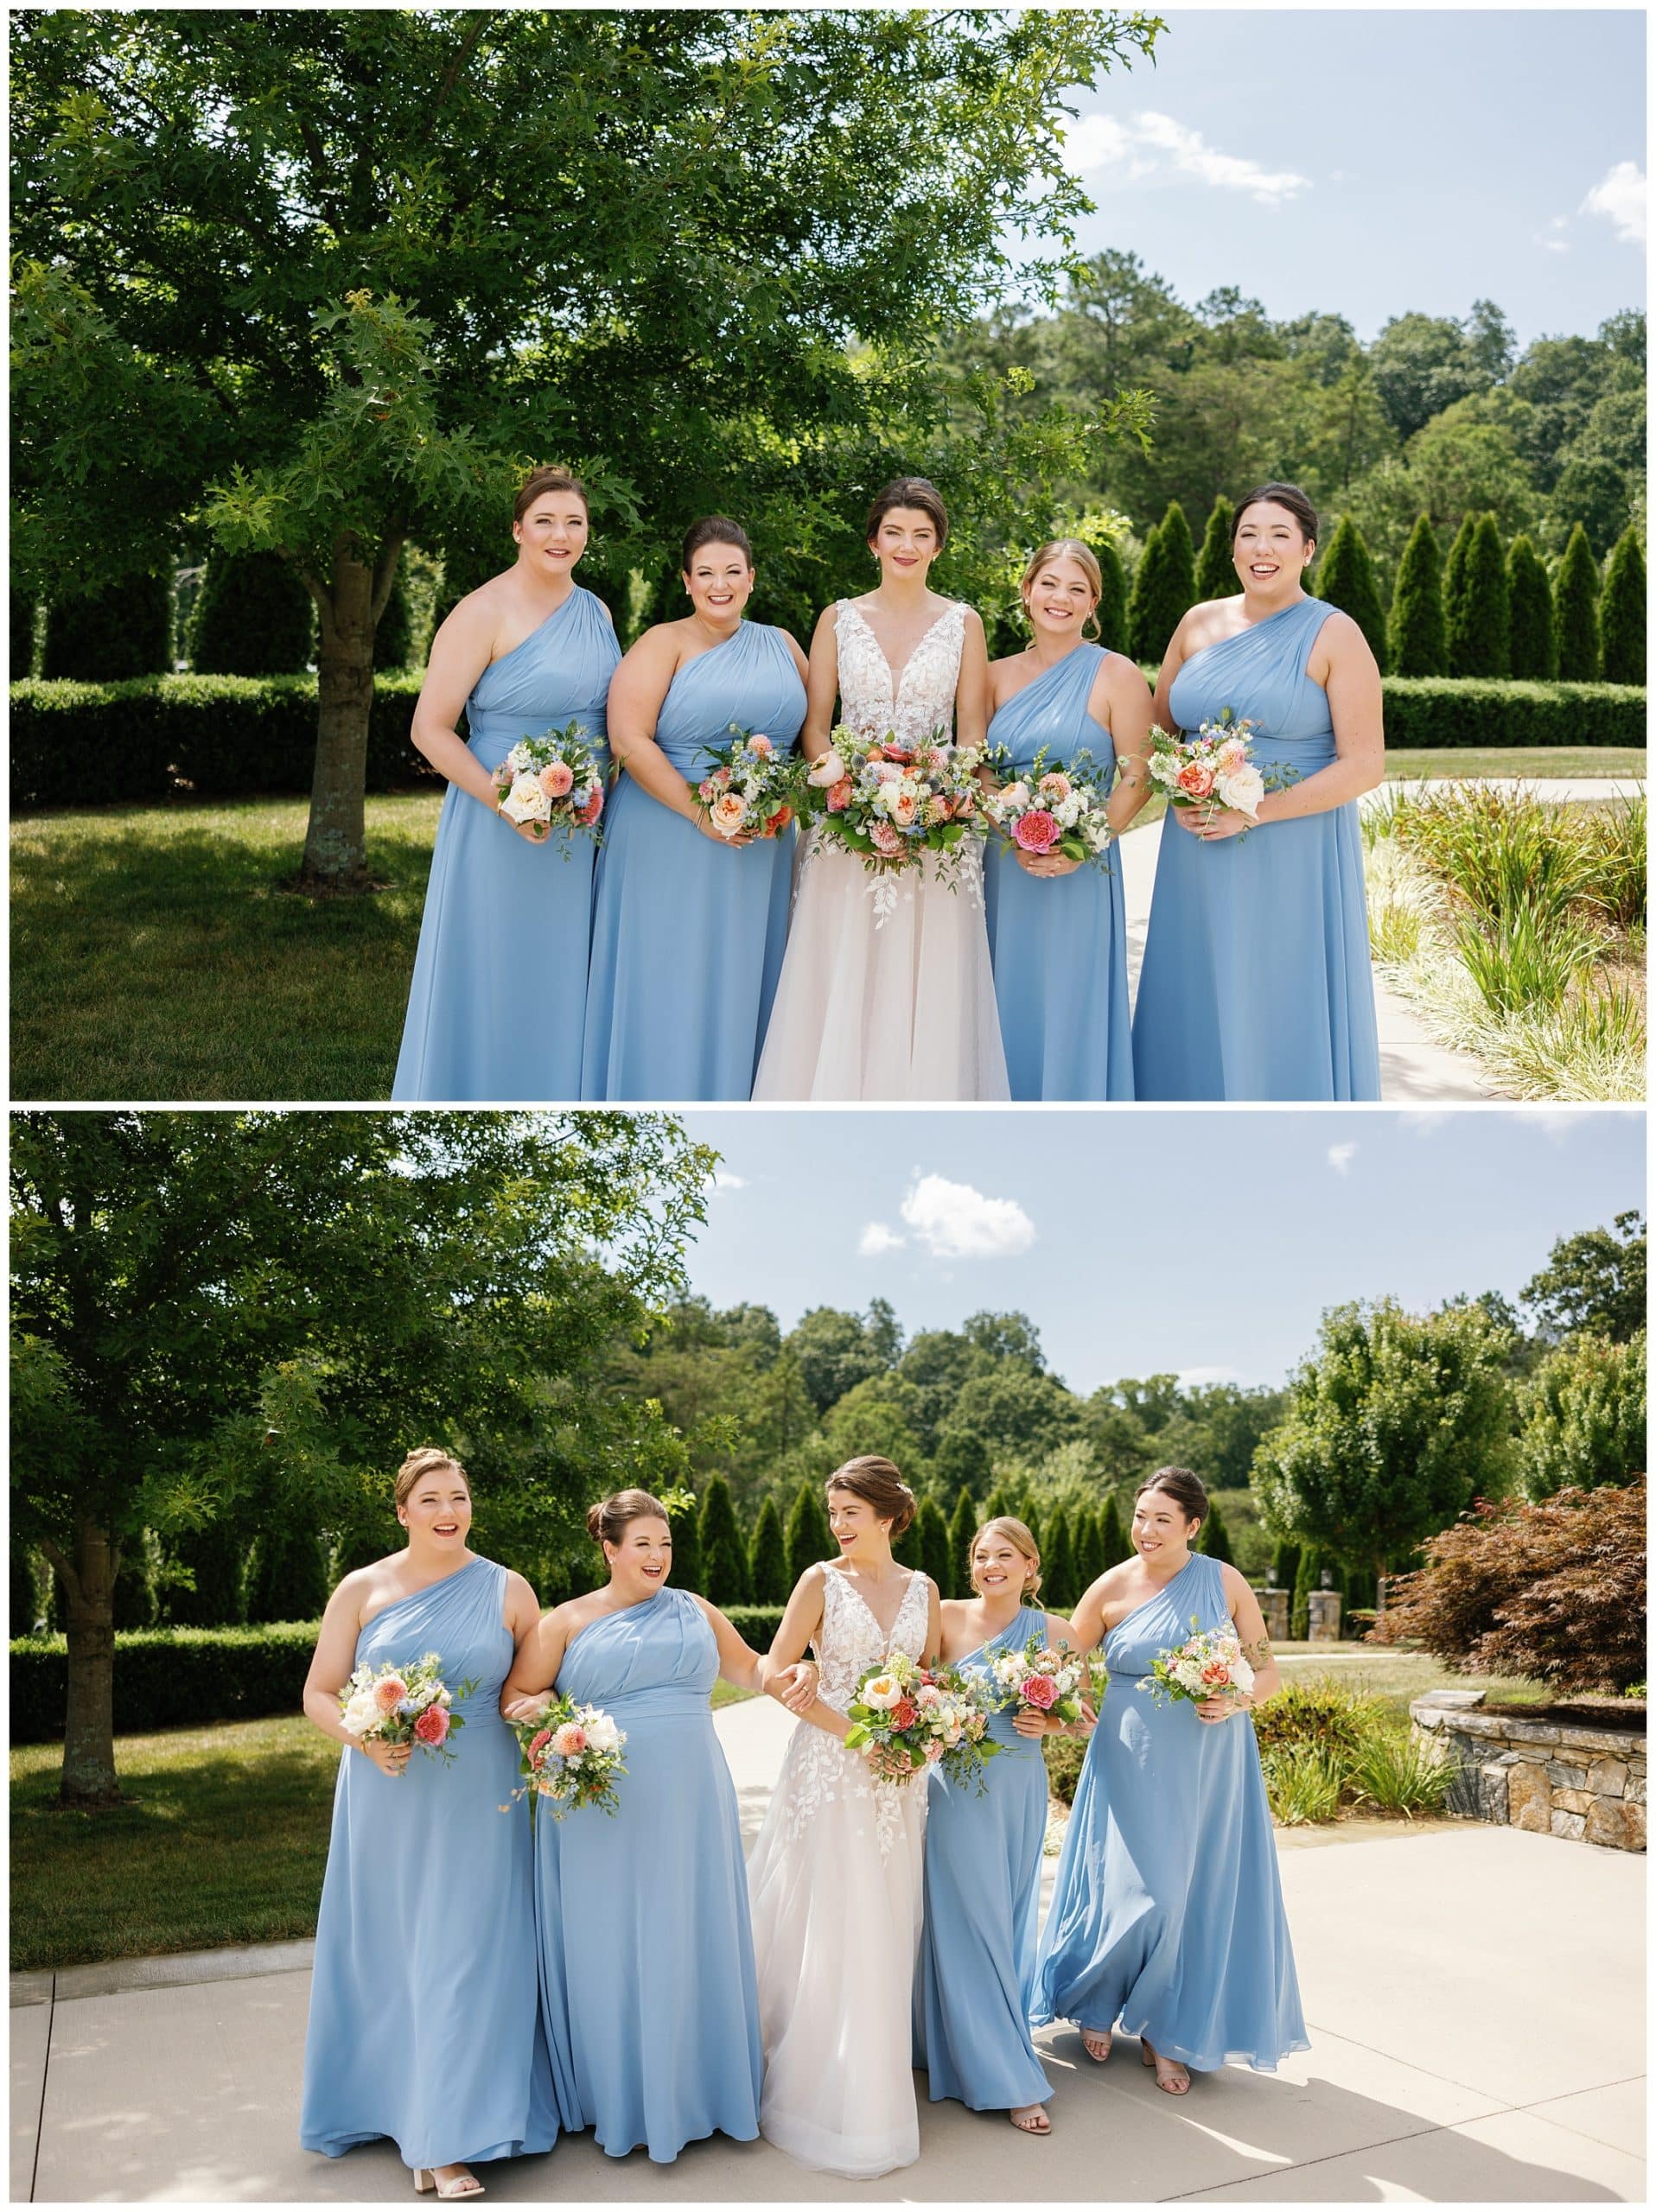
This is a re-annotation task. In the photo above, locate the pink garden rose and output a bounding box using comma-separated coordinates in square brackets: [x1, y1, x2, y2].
[826, 778, 854, 812]
[576, 786, 604, 825]
[413, 1705, 450, 1746]
[373, 1675, 409, 1714]
[710, 791, 749, 837]
[539, 760, 575, 799]
[551, 1722, 589, 1758]
[1176, 760, 1216, 799]
[1012, 809, 1060, 855]
[1021, 1674, 1059, 1710]
[748, 733, 774, 756]
[869, 821, 905, 857]
[1037, 772, 1073, 800]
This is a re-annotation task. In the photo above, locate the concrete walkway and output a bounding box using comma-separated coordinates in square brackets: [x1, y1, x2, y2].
[12, 1697, 1644, 2203]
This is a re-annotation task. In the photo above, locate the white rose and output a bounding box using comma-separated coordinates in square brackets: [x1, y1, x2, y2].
[807, 750, 847, 787]
[1230, 1655, 1256, 1695]
[860, 1672, 902, 1711]
[1002, 782, 1031, 811]
[583, 1713, 621, 1751]
[341, 1688, 379, 1737]
[1215, 765, 1264, 819]
[500, 772, 551, 824]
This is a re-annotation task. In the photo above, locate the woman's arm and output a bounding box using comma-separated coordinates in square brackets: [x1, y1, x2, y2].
[1255, 612, 1384, 823]
[800, 605, 843, 762]
[691, 1596, 818, 1708]
[1194, 1567, 1283, 1723]
[922, 1574, 943, 1668]
[765, 1567, 851, 1742]
[778, 627, 811, 690]
[1067, 1570, 1113, 1656]
[500, 1608, 572, 1720]
[953, 609, 990, 750]
[410, 595, 528, 820]
[1101, 654, 1156, 836]
[303, 1572, 408, 1778]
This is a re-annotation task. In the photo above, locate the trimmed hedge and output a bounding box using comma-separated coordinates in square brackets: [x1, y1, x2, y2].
[1379, 677, 1646, 750]
[10, 672, 437, 810]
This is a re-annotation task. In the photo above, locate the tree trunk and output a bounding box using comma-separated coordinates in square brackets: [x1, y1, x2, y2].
[299, 535, 403, 893]
[54, 1519, 124, 1808]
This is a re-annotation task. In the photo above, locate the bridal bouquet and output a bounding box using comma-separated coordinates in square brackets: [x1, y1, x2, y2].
[1139, 1618, 1255, 1712]
[985, 1636, 1088, 1726]
[508, 1694, 627, 1820]
[983, 747, 1117, 874]
[492, 722, 606, 848]
[691, 724, 797, 842]
[338, 1654, 475, 1765]
[800, 723, 987, 882]
[1146, 709, 1273, 823]
[843, 1650, 999, 1792]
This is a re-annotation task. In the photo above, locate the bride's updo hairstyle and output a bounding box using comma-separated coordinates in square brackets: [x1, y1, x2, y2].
[825, 1455, 916, 1537]
[1232, 483, 1318, 559]
[395, 1447, 468, 1509]
[513, 464, 589, 523]
[1134, 1465, 1208, 1538]
[681, 515, 755, 569]
[970, 1516, 1042, 1599]
[587, 1489, 671, 1548]
[866, 477, 949, 550]
[1022, 538, 1105, 640]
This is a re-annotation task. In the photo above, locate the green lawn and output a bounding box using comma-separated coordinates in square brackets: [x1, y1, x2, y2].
[1385, 747, 1644, 780]
[1273, 1649, 1554, 1720]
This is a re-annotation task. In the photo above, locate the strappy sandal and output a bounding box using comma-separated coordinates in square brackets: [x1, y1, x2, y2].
[413, 2170, 485, 2199]
[1010, 2102, 1052, 2134]
[1080, 2027, 1112, 2063]
[1140, 2038, 1190, 2095]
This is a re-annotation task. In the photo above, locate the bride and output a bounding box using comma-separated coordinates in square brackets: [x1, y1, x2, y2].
[752, 478, 1011, 1099]
[747, 1457, 941, 2178]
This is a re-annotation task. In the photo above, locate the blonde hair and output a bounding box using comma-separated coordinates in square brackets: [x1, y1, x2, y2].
[1021, 539, 1105, 642]
[394, 1447, 468, 1510]
[969, 1516, 1042, 1599]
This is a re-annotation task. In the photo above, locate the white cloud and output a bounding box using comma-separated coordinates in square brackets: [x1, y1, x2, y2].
[1328, 1142, 1359, 1175]
[898, 1174, 1036, 1262]
[1067, 108, 1310, 207]
[858, 1222, 906, 1257]
[1177, 1364, 1241, 1390]
[1581, 161, 1646, 246]
[1532, 1109, 1589, 1144]
[712, 1168, 747, 1192]
[1535, 215, 1570, 256]
[1398, 1109, 1451, 1133]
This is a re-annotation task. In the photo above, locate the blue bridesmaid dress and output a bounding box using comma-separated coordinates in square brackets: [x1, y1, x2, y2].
[1131, 596, 1381, 1100]
[1031, 1553, 1307, 2072]
[392, 587, 620, 1102]
[302, 1558, 557, 2170]
[535, 1586, 762, 2160]
[580, 622, 806, 1101]
[914, 1605, 1053, 2113]
[984, 643, 1134, 1100]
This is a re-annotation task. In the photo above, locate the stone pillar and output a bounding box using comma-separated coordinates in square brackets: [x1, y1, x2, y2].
[1306, 1589, 1342, 1643]
[1259, 1587, 1289, 1644]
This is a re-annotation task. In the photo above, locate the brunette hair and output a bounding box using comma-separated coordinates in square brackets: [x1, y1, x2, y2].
[825, 1455, 916, 1538]
[969, 1515, 1042, 1599]
[394, 1447, 468, 1510]
[1134, 1465, 1208, 1534]
[680, 515, 754, 571]
[1022, 538, 1105, 641]
[866, 476, 949, 549]
[1232, 482, 1318, 556]
[513, 465, 589, 524]
[587, 1489, 671, 1549]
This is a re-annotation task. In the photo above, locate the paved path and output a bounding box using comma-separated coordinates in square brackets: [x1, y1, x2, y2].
[11, 1697, 1644, 2203]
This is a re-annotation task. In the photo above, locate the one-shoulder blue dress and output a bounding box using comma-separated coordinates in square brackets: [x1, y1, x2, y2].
[914, 1605, 1053, 2112]
[392, 588, 619, 1102]
[534, 1586, 762, 2161]
[1031, 1553, 1307, 2073]
[580, 622, 806, 1100]
[984, 644, 1134, 1100]
[302, 1558, 557, 2171]
[1132, 597, 1380, 1100]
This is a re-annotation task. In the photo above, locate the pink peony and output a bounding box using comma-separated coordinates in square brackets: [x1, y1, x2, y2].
[1012, 809, 1060, 855]
[551, 1722, 588, 1758]
[539, 760, 575, 799]
[1037, 772, 1072, 800]
[1021, 1674, 1059, 1710]
[748, 733, 774, 756]
[373, 1675, 408, 1713]
[413, 1705, 450, 1746]
[826, 778, 853, 812]
[1176, 761, 1215, 799]
[869, 821, 905, 857]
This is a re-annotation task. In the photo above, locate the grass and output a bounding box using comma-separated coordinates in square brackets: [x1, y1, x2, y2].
[1385, 747, 1644, 780]
[1275, 1648, 1554, 1722]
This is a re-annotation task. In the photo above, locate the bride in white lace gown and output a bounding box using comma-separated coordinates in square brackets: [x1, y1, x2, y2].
[747, 1460, 942, 2178]
[752, 479, 1011, 1100]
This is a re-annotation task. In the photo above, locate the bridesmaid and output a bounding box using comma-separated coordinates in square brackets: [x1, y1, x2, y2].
[1031, 1467, 1306, 2094]
[580, 519, 808, 1100]
[301, 1449, 555, 2197]
[914, 1517, 1089, 2135]
[501, 1490, 817, 2164]
[984, 540, 1154, 1099]
[1131, 483, 1384, 1100]
[393, 466, 620, 1102]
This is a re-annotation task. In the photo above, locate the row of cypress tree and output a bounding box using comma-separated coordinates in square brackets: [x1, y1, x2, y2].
[13, 1521, 331, 1635]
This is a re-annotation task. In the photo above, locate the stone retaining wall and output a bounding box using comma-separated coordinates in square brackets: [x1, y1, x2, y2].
[1411, 1690, 1646, 1851]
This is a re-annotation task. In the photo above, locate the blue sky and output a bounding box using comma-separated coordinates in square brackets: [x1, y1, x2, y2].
[1047, 10, 1645, 346]
[674, 1109, 1645, 1397]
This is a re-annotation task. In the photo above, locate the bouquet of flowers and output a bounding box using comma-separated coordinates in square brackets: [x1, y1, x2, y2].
[691, 724, 797, 842]
[1139, 1618, 1256, 1711]
[984, 1635, 1088, 1726]
[338, 1654, 475, 1765]
[983, 746, 1117, 873]
[508, 1694, 627, 1821]
[1146, 709, 1277, 823]
[492, 721, 607, 849]
[843, 1649, 1000, 1792]
[800, 723, 987, 885]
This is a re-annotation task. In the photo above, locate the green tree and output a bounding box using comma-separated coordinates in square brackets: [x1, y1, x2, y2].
[1098, 1494, 1131, 1568]
[1270, 1540, 1301, 1594]
[1519, 1331, 1646, 1501]
[1071, 1505, 1104, 1595]
[1521, 1211, 1646, 1344]
[697, 1474, 749, 1606]
[10, 1108, 710, 1806]
[946, 1490, 978, 1600]
[1505, 534, 1557, 679]
[1128, 499, 1198, 662]
[41, 575, 172, 679]
[1096, 538, 1130, 652]
[1552, 523, 1602, 679]
[1040, 1504, 1075, 1608]
[13, 1544, 41, 1636]
[1447, 512, 1509, 677]
[162, 1522, 245, 1626]
[934, 1429, 992, 1509]
[1194, 494, 1237, 601]
[1441, 512, 1477, 662]
[1600, 527, 1646, 684]
[666, 1492, 704, 1596]
[1388, 513, 1449, 676]
[785, 1480, 832, 1588]
[11, 591, 37, 679]
[246, 1526, 328, 1624]
[747, 1493, 790, 1607]
[1253, 1297, 1516, 1609]
[1290, 1547, 1343, 1639]
[1313, 513, 1388, 670]
[787, 1307, 890, 1416]
[188, 552, 314, 676]
[13, 9, 1158, 888]
[915, 1497, 952, 1597]
[1198, 1497, 1233, 1566]
[821, 1376, 928, 1478]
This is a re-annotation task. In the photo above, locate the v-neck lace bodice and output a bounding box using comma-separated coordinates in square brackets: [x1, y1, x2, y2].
[814, 1563, 930, 1713]
[836, 599, 966, 747]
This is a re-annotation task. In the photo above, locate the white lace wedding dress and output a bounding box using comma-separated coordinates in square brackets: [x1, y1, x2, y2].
[751, 600, 1011, 1099]
[747, 1562, 933, 2177]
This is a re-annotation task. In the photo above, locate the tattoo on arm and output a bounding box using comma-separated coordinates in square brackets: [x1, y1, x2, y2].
[1241, 1634, 1273, 1668]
